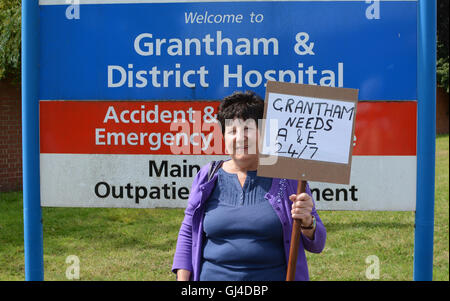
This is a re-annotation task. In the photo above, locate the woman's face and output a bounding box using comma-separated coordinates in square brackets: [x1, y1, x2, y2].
[224, 118, 260, 163]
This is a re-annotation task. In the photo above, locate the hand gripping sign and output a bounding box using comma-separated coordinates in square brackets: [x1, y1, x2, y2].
[257, 81, 358, 281]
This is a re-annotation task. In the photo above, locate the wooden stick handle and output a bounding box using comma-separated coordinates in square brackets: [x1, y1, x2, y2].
[286, 180, 307, 281]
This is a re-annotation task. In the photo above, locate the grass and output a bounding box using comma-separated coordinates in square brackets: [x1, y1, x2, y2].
[0, 135, 448, 281]
[0, 198, 185, 281]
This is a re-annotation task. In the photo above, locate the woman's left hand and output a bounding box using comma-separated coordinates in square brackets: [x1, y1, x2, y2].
[289, 193, 313, 227]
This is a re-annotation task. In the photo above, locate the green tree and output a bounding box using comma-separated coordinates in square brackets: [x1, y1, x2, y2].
[0, 0, 21, 82]
[437, 0, 449, 93]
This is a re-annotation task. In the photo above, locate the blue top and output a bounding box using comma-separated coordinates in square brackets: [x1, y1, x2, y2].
[172, 161, 327, 281]
[199, 167, 286, 281]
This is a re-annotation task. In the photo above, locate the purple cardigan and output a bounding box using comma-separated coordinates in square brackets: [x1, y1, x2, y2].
[172, 162, 326, 281]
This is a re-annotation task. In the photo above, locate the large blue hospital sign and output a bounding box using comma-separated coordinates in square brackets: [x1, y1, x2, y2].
[39, 0, 418, 211]
[39, 0, 417, 101]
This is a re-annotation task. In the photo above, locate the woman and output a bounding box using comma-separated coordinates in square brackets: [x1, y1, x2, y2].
[172, 91, 326, 281]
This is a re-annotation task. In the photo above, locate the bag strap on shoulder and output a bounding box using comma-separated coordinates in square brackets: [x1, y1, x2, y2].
[207, 160, 224, 181]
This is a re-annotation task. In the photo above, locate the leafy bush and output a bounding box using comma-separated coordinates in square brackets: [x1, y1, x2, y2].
[437, 0, 449, 93]
[437, 54, 449, 93]
[0, 0, 21, 82]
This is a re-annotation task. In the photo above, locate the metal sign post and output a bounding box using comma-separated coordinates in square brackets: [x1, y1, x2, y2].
[413, 0, 436, 281]
[22, 0, 44, 281]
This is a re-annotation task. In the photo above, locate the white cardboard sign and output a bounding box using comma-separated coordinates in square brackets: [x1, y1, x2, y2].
[262, 92, 356, 164]
[257, 81, 358, 184]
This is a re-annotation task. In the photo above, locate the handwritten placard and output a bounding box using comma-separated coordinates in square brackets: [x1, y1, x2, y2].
[258, 81, 359, 184]
[262, 92, 355, 164]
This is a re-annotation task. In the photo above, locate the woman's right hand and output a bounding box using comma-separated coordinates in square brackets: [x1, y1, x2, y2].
[176, 269, 191, 281]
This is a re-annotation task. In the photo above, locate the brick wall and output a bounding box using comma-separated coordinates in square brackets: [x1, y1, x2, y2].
[0, 79, 22, 192]
[436, 87, 449, 134]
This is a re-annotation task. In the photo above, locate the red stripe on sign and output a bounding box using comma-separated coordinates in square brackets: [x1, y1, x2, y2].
[354, 101, 416, 156]
[40, 101, 223, 155]
[40, 101, 416, 155]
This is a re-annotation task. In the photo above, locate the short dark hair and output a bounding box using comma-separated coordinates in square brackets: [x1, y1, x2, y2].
[217, 91, 264, 134]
